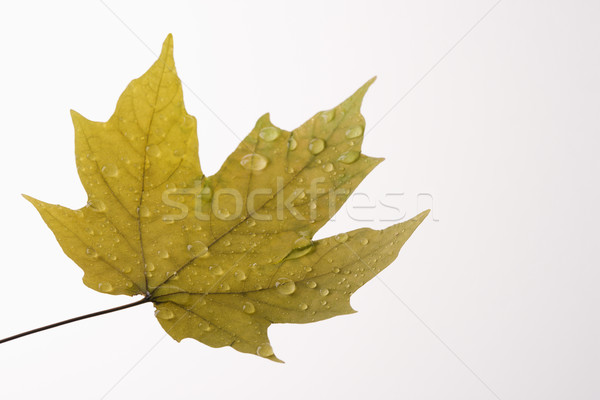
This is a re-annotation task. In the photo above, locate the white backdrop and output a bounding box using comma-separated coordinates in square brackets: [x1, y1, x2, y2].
[0, 1, 598, 399]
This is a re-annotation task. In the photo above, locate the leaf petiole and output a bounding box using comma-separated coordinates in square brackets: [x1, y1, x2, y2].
[0, 296, 152, 345]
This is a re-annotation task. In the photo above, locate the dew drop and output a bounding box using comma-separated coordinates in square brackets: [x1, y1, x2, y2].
[243, 301, 256, 314]
[323, 162, 334, 172]
[187, 241, 208, 258]
[123, 266, 132, 273]
[309, 138, 325, 155]
[88, 199, 106, 212]
[146, 144, 161, 157]
[333, 267, 341, 274]
[306, 280, 317, 289]
[288, 137, 298, 150]
[158, 249, 170, 259]
[146, 262, 156, 272]
[86, 247, 98, 259]
[259, 127, 280, 142]
[200, 186, 213, 202]
[199, 321, 212, 331]
[240, 153, 268, 170]
[209, 265, 224, 276]
[216, 208, 231, 219]
[275, 278, 296, 295]
[298, 303, 308, 311]
[338, 150, 360, 164]
[335, 233, 349, 243]
[320, 288, 330, 296]
[294, 237, 312, 249]
[125, 281, 133, 288]
[138, 206, 151, 218]
[345, 126, 364, 139]
[320, 109, 335, 122]
[101, 164, 119, 177]
[234, 270, 247, 281]
[98, 282, 113, 293]
[155, 308, 174, 320]
[107, 253, 117, 261]
[257, 343, 274, 358]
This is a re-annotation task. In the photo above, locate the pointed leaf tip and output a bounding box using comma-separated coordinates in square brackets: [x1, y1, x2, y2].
[158, 33, 174, 62]
[416, 209, 431, 222]
[341, 77, 377, 112]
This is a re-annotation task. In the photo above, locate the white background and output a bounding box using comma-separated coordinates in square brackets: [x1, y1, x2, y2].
[0, 1, 599, 399]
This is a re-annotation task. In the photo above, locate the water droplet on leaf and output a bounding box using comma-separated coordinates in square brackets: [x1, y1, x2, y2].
[257, 343, 274, 358]
[98, 282, 113, 293]
[155, 308, 174, 320]
[240, 153, 268, 170]
[275, 278, 296, 295]
[309, 138, 325, 155]
[345, 126, 363, 139]
[259, 127, 280, 142]
[101, 164, 119, 177]
[243, 302, 256, 314]
[335, 233, 348, 243]
[338, 150, 360, 164]
[86, 247, 98, 259]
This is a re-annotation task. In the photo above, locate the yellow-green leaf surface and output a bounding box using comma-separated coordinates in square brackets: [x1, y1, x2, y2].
[26, 35, 428, 361]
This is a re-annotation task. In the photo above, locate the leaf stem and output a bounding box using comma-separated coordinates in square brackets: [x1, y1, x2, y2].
[0, 296, 152, 345]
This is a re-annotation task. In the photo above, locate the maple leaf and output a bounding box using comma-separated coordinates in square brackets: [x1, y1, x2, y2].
[25, 34, 428, 361]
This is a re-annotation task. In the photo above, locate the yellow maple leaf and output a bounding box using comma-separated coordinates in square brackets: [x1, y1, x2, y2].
[24, 34, 428, 361]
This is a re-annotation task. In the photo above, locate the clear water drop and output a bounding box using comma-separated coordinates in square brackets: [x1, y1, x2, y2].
[86, 247, 98, 259]
[158, 249, 170, 259]
[240, 153, 268, 170]
[88, 199, 106, 212]
[360, 238, 369, 245]
[298, 303, 308, 311]
[345, 126, 364, 139]
[335, 233, 349, 243]
[209, 265, 224, 276]
[320, 109, 335, 122]
[323, 162, 334, 172]
[98, 282, 113, 293]
[101, 164, 119, 177]
[294, 237, 312, 249]
[259, 127, 280, 142]
[275, 278, 296, 295]
[320, 288, 330, 296]
[188, 241, 208, 258]
[234, 270, 247, 281]
[288, 137, 298, 150]
[309, 138, 325, 155]
[306, 280, 317, 289]
[257, 343, 274, 358]
[338, 150, 360, 164]
[138, 206, 151, 218]
[155, 308, 174, 320]
[243, 301, 256, 314]
[146, 144, 161, 157]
